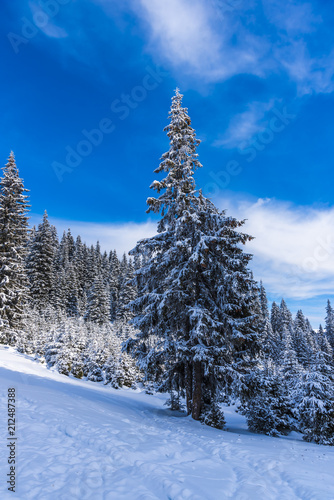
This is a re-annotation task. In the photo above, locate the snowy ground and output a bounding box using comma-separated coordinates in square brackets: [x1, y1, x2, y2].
[1, 347, 334, 500]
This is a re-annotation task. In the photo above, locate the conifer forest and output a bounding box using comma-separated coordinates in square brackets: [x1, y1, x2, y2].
[2, 89, 334, 447]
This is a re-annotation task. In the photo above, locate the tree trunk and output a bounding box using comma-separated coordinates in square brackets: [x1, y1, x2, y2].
[192, 360, 202, 420]
[185, 361, 192, 415]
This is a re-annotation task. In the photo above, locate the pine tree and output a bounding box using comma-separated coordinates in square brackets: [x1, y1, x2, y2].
[268, 302, 282, 362]
[244, 368, 292, 437]
[317, 324, 333, 359]
[279, 299, 293, 337]
[0, 152, 30, 341]
[65, 263, 80, 317]
[109, 250, 120, 320]
[325, 300, 334, 348]
[51, 268, 67, 312]
[304, 318, 317, 362]
[57, 231, 70, 270]
[85, 273, 110, 325]
[281, 329, 301, 387]
[66, 229, 75, 262]
[26, 210, 58, 310]
[294, 309, 306, 331]
[73, 235, 87, 315]
[259, 281, 269, 319]
[261, 317, 277, 361]
[86, 245, 97, 290]
[101, 250, 110, 287]
[292, 310, 311, 367]
[125, 89, 260, 422]
[295, 352, 334, 445]
[116, 259, 137, 322]
[270, 301, 281, 335]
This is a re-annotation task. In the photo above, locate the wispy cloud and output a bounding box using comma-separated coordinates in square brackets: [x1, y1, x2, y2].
[213, 101, 275, 148]
[124, 0, 334, 96]
[24, 0, 333, 97]
[130, 0, 267, 82]
[264, 0, 334, 95]
[278, 42, 334, 96]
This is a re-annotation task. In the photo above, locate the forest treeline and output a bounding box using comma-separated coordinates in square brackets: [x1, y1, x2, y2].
[1, 89, 334, 445]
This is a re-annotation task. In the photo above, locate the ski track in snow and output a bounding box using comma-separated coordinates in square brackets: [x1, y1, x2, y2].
[1, 347, 334, 500]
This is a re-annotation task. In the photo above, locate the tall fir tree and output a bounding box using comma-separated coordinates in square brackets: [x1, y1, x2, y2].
[279, 299, 293, 338]
[259, 281, 269, 319]
[73, 235, 87, 315]
[26, 210, 58, 310]
[109, 250, 120, 320]
[125, 89, 260, 421]
[317, 324, 333, 359]
[325, 300, 334, 348]
[85, 273, 110, 325]
[116, 259, 137, 322]
[294, 351, 334, 445]
[0, 152, 30, 341]
[270, 301, 281, 334]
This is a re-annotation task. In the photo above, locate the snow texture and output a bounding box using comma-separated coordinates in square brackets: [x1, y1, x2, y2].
[1, 346, 334, 499]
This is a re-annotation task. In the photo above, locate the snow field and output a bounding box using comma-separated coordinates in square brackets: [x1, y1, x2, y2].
[1, 346, 334, 500]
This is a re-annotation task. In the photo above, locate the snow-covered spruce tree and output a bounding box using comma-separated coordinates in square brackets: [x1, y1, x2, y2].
[109, 250, 121, 320]
[294, 351, 334, 445]
[292, 310, 310, 366]
[279, 299, 293, 338]
[51, 267, 67, 312]
[317, 324, 333, 359]
[125, 89, 260, 422]
[85, 273, 110, 325]
[73, 235, 88, 315]
[241, 322, 300, 436]
[116, 258, 137, 322]
[270, 301, 281, 333]
[281, 329, 302, 384]
[256, 282, 275, 360]
[259, 281, 269, 319]
[243, 364, 292, 437]
[268, 300, 289, 363]
[65, 263, 80, 317]
[261, 318, 277, 361]
[0, 152, 30, 342]
[26, 210, 58, 310]
[325, 300, 334, 349]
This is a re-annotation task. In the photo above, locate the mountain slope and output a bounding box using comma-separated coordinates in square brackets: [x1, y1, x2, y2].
[0, 346, 334, 500]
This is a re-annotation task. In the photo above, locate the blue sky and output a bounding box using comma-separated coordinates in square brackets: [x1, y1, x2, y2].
[2, 0, 334, 325]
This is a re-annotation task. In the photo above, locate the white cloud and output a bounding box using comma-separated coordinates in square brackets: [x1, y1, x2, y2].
[218, 197, 334, 300]
[32, 198, 334, 302]
[263, 1, 334, 95]
[277, 42, 334, 96]
[213, 100, 275, 148]
[125, 0, 334, 96]
[130, 0, 267, 82]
